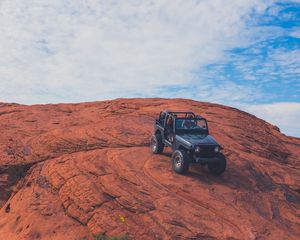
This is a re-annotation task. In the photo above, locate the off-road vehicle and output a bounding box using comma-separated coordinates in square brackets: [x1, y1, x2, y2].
[150, 111, 226, 175]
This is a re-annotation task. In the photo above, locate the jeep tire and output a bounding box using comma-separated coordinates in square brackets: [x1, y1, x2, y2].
[172, 150, 189, 174]
[208, 152, 226, 176]
[150, 134, 164, 154]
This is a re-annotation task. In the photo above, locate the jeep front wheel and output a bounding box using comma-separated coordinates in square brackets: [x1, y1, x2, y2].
[150, 134, 164, 154]
[172, 150, 189, 174]
[208, 153, 226, 176]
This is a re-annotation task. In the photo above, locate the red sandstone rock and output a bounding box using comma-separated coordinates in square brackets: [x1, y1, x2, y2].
[0, 98, 299, 240]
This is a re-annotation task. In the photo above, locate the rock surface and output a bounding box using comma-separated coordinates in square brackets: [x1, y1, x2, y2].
[0, 98, 299, 240]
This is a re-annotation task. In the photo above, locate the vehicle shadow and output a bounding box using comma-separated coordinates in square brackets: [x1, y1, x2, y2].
[159, 149, 276, 193]
[185, 161, 273, 192]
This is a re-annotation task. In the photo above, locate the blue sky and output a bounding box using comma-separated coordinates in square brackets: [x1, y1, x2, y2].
[0, 0, 299, 137]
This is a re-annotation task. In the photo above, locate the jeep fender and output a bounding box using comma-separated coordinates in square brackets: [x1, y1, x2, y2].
[175, 135, 192, 150]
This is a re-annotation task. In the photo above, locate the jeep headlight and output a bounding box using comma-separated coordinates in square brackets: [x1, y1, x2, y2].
[214, 146, 220, 153]
[195, 146, 201, 153]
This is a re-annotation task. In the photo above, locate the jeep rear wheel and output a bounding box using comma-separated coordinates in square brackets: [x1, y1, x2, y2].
[208, 153, 226, 176]
[150, 134, 164, 154]
[172, 150, 189, 174]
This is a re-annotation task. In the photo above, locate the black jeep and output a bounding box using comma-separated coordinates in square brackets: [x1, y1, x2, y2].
[150, 111, 226, 175]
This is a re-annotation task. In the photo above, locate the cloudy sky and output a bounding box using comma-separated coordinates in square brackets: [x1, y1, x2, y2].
[0, 0, 299, 137]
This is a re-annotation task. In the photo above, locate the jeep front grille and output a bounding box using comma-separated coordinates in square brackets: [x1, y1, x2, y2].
[196, 145, 215, 157]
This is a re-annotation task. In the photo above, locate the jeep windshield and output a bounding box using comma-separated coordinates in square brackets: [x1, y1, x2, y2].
[175, 118, 208, 134]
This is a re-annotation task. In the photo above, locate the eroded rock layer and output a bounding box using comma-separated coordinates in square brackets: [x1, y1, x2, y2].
[0, 99, 299, 240]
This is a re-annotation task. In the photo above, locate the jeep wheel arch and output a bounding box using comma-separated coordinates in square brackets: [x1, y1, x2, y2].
[155, 130, 162, 136]
[177, 145, 188, 152]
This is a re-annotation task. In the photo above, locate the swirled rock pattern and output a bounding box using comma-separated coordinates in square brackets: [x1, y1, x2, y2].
[0, 99, 299, 240]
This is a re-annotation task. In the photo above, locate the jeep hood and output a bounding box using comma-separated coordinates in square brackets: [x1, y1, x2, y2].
[176, 134, 219, 147]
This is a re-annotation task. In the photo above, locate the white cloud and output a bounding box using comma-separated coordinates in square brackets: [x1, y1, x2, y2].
[290, 28, 300, 38]
[195, 81, 263, 106]
[236, 48, 300, 84]
[0, 0, 271, 104]
[245, 102, 300, 137]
